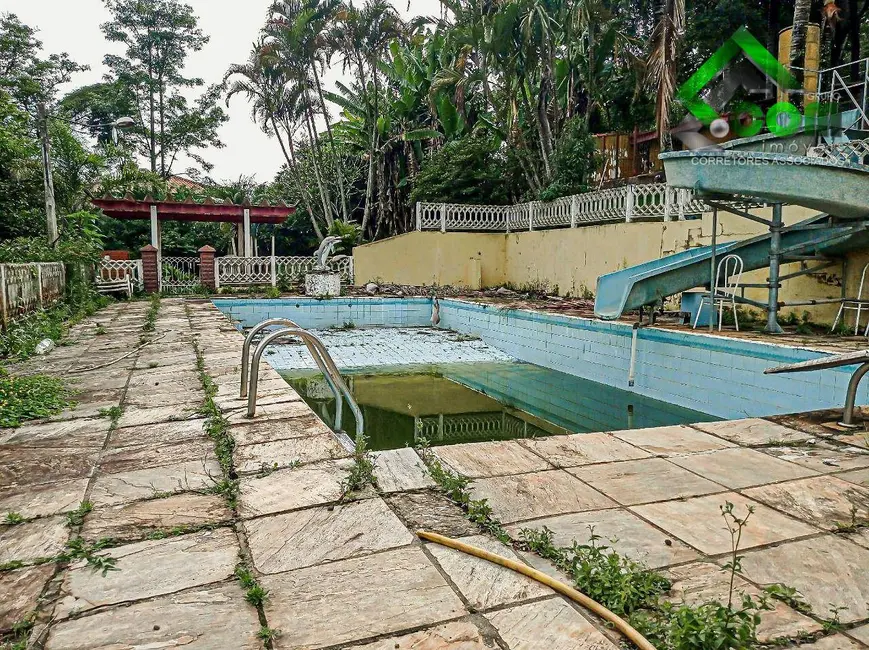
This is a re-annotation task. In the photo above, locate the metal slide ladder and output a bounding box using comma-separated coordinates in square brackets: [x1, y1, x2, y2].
[241, 318, 364, 442]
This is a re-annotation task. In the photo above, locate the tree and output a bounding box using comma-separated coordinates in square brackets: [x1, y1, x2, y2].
[100, 0, 227, 177]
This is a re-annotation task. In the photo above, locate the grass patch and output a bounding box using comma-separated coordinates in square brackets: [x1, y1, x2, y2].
[236, 563, 269, 607]
[256, 627, 281, 643]
[0, 370, 72, 428]
[142, 294, 160, 334]
[2, 512, 25, 525]
[0, 613, 35, 650]
[0, 293, 111, 362]
[98, 405, 123, 430]
[416, 438, 510, 544]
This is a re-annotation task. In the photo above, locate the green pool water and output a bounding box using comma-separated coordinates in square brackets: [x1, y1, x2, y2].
[282, 362, 717, 451]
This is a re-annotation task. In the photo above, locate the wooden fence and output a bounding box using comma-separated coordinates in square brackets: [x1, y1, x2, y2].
[0, 262, 66, 327]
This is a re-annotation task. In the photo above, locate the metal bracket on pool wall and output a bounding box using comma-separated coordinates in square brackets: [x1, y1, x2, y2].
[628, 322, 644, 387]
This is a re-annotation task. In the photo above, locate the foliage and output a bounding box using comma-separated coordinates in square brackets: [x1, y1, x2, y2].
[539, 117, 598, 200]
[0, 370, 71, 428]
[235, 563, 269, 607]
[520, 526, 670, 615]
[327, 220, 362, 255]
[340, 436, 377, 498]
[66, 500, 94, 527]
[60, 537, 119, 576]
[416, 438, 510, 543]
[98, 0, 227, 177]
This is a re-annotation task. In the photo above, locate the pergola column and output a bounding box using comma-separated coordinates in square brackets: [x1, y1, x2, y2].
[243, 208, 252, 258]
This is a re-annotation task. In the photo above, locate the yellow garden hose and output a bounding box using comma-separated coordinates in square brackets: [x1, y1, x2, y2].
[416, 530, 658, 650]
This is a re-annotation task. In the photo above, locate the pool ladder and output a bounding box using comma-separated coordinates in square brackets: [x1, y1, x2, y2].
[241, 318, 364, 443]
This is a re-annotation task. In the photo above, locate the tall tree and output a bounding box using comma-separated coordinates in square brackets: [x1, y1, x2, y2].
[101, 0, 227, 177]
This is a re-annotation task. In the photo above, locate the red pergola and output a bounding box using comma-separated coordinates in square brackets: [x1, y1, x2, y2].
[92, 195, 296, 257]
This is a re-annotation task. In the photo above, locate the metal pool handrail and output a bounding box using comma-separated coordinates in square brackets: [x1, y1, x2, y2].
[246, 326, 365, 442]
[241, 317, 345, 430]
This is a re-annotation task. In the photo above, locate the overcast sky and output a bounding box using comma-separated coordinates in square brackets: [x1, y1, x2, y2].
[7, 0, 441, 183]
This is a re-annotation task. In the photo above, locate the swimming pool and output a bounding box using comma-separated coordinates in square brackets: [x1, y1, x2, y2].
[281, 362, 715, 451]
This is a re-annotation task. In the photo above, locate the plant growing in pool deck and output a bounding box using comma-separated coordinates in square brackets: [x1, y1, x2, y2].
[0, 370, 72, 428]
[66, 500, 94, 527]
[60, 537, 119, 576]
[521, 502, 774, 650]
[341, 437, 377, 498]
[416, 438, 510, 543]
[3, 512, 25, 525]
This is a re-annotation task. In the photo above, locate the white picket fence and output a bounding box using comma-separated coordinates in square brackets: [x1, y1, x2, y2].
[0, 262, 66, 326]
[416, 183, 727, 232]
[215, 256, 354, 288]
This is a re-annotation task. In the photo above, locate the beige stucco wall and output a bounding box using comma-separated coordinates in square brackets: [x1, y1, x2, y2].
[353, 206, 864, 325]
[353, 231, 506, 289]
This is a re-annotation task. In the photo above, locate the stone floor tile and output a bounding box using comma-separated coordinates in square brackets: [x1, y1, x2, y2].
[245, 498, 413, 574]
[116, 406, 202, 429]
[743, 476, 869, 531]
[486, 597, 618, 650]
[691, 418, 811, 446]
[54, 528, 238, 619]
[847, 528, 869, 549]
[226, 401, 309, 426]
[0, 516, 68, 564]
[107, 418, 207, 449]
[612, 425, 736, 456]
[230, 412, 331, 446]
[568, 458, 723, 505]
[385, 491, 480, 538]
[261, 546, 465, 650]
[90, 459, 221, 507]
[662, 561, 822, 642]
[373, 448, 435, 493]
[434, 441, 551, 478]
[506, 508, 699, 569]
[763, 441, 869, 474]
[0, 447, 97, 488]
[127, 369, 200, 388]
[427, 534, 552, 610]
[847, 624, 869, 645]
[347, 621, 497, 650]
[234, 434, 349, 474]
[0, 479, 89, 519]
[0, 417, 109, 448]
[669, 447, 818, 489]
[0, 564, 55, 631]
[124, 389, 204, 409]
[631, 492, 817, 555]
[81, 493, 232, 541]
[99, 439, 214, 475]
[522, 433, 650, 468]
[44, 583, 261, 650]
[238, 460, 352, 518]
[739, 535, 869, 624]
[470, 470, 616, 524]
[778, 635, 864, 649]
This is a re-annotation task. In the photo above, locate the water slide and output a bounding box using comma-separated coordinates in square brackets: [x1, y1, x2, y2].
[594, 119, 869, 320]
[594, 215, 869, 319]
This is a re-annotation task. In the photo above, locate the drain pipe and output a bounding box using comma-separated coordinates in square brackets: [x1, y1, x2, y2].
[628, 322, 642, 387]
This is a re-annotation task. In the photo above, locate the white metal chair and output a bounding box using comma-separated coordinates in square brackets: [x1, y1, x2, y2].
[693, 254, 744, 331]
[831, 262, 869, 335]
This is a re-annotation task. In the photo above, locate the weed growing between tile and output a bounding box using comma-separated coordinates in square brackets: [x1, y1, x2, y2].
[0, 613, 35, 650]
[65, 500, 94, 527]
[341, 436, 377, 500]
[0, 370, 72, 428]
[517, 502, 850, 650]
[98, 405, 122, 429]
[415, 438, 510, 544]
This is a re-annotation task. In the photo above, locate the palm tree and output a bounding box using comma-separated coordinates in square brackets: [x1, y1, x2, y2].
[647, 0, 685, 150]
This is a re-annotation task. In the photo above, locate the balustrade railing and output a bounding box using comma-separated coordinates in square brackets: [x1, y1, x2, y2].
[98, 259, 144, 290]
[215, 255, 354, 288]
[0, 262, 66, 327]
[415, 183, 765, 232]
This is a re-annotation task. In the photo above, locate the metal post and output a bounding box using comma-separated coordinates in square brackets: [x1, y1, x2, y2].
[709, 207, 718, 333]
[150, 204, 159, 251]
[37, 103, 58, 248]
[840, 361, 869, 427]
[766, 203, 784, 334]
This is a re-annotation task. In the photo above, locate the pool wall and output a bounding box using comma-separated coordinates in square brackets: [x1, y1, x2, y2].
[212, 297, 868, 419]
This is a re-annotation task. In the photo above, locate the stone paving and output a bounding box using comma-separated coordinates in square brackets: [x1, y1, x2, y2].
[1, 298, 869, 649]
